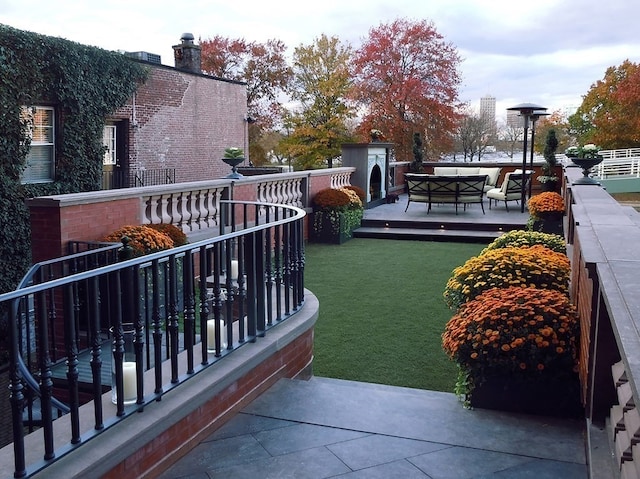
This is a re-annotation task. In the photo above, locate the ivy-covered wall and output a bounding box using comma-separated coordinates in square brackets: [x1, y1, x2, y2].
[0, 24, 148, 293]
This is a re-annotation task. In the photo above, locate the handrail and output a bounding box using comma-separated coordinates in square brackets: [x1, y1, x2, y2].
[593, 157, 640, 179]
[599, 147, 640, 159]
[13, 244, 124, 417]
[3, 200, 306, 478]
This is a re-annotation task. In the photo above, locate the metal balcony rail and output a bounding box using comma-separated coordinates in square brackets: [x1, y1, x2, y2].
[591, 148, 640, 179]
[2, 200, 306, 478]
[11, 241, 124, 429]
[599, 147, 640, 160]
[593, 158, 640, 179]
[101, 168, 176, 190]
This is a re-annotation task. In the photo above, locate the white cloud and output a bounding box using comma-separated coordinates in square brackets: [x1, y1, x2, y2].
[2, 0, 639, 119]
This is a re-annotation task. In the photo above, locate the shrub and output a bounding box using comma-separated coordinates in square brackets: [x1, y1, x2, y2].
[339, 187, 363, 209]
[528, 192, 565, 218]
[101, 225, 174, 257]
[480, 230, 566, 255]
[442, 286, 579, 396]
[312, 187, 364, 238]
[443, 245, 570, 309]
[146, 223, 188, 247]
[343, 185, 366, 202]
[312, 188, 351, 210]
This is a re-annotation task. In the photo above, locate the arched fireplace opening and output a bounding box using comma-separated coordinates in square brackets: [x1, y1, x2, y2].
[369, 164, 382, 201]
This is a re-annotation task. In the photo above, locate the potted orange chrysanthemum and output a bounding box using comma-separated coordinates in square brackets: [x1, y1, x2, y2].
[442, 286, 582, 416]
[311, 187, 364, 244]
[528, 191, 565, 235]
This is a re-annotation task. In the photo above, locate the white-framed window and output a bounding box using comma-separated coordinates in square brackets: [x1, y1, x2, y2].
[103, 125, 117, 165]
[21, 106, 55, 183]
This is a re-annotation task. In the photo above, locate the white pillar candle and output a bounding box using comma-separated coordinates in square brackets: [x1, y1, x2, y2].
[207, 319, 227, 351]
[122, 361, 137, 402]
[230, 260, 239, 280]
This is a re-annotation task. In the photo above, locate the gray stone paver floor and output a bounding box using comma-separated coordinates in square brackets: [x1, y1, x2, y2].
[158, 377, 587, 479]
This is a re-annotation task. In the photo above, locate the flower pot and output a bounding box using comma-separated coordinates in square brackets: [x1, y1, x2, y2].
[222, 157, 245, 179]
[311, 211, 355, 244]
[569, 156, 603, 185]
[533, 211, 563, 236]
[540, 180, 559, 192]
[469, 372, 583, 417]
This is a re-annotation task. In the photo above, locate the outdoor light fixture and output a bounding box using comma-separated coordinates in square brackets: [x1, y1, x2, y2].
[506, 103, 548, 212]
[528, 110, 550, 198]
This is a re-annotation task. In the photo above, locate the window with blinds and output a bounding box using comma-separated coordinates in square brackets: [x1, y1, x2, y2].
[22, 106, 55, 183]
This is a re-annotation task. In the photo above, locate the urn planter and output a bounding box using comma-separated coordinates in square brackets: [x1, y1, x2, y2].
[222, 157, 245, 179]
[569, 156, 603, 185]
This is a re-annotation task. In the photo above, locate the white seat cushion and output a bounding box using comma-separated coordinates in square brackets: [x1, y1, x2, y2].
[478, 167, 501, 187]
[433, 167, 458, 175]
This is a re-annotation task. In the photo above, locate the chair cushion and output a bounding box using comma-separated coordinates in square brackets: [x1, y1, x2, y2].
[486, 187, 503, 200]
[433, 167, 458, 175]
[478, 167, 501, 187]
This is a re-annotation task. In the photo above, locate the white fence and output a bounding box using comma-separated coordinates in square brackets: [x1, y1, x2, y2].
[593, 148, 640, 179]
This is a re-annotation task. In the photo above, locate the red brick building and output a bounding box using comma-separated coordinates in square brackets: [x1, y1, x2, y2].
[103, 34, 248, 187]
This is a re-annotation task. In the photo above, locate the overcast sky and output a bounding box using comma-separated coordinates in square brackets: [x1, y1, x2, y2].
[2, 0, 639, 121]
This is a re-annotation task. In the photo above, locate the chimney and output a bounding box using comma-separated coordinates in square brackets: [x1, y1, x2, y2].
[173, 33, 201, 73]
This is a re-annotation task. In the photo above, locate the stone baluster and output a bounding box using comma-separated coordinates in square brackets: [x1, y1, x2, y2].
[171, 192, 186, 232]
[195, 189, 209, 231]
[187, 190, 199, 232]
[160, 195, 172, 224]
[293, 178, 303, 207]
[274, 181, 283, 205]
[144, 195, 161, 225]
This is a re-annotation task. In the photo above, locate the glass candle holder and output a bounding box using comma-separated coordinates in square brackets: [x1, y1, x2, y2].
[111, 323, 138, 405]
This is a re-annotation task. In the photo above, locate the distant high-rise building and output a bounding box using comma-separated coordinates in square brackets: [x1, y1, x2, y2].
[506, 110, 524, 129]
[480, 95, 496, 136]
[480, 95, 496, 121]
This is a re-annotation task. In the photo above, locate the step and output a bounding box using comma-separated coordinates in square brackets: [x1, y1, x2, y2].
[353, 226, 500, 242]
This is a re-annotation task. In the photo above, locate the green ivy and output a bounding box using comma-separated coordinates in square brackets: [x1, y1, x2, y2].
[0, 24, 148, 293]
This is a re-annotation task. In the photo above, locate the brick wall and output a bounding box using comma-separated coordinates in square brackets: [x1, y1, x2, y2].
[112, 66, 247, 184]
[102, 327, 314, 479]
[572, 232, 594, 407]
[29, 197, 141, 262]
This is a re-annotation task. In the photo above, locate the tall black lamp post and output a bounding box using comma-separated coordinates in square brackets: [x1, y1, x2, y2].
[528, 110, 550, 198]
[507, 103, 548, 212]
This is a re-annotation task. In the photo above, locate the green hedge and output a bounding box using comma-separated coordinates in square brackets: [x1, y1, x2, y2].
[0, 24, 148, 293]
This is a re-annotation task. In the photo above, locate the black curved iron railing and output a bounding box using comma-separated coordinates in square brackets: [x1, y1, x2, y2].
[2, 200, 306, 478]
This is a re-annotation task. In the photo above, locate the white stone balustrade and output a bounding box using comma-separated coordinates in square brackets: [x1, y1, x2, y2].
[330, 170, 353, 189]
[143, 187, 225, 232]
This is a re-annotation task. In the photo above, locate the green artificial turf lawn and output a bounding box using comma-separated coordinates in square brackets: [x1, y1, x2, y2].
[304, 238, 485, 393]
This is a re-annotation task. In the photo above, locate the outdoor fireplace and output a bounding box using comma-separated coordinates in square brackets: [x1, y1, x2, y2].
[341, 142, 393, 208]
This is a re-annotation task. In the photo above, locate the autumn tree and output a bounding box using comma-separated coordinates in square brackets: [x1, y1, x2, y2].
[533, 110, 571, 154]
[280, 34, 356, 170]
[200, 36, 292, 164]
[351, 18, 462, 160]
[569, 60, 640, 148]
